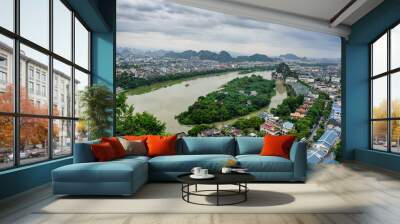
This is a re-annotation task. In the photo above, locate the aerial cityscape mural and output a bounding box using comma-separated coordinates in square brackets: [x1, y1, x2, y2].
[116, 0, 342, 164]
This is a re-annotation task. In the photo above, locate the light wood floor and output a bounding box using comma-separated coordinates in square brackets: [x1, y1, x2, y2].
[1, 162, 400, 224]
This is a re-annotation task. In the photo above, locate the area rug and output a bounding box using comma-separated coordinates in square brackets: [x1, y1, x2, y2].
[37, 183, 362, 214]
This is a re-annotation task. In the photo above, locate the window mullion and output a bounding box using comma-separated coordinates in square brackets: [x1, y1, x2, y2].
[71, 10, 76, 155]
[13, 0, 20, 167]
[388, 30, 391, 152]
[370, 45, 373, 149]
[48, 0, 54, 160]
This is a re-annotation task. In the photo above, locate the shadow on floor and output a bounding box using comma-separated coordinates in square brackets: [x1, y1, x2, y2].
[202, 190, 295, 207]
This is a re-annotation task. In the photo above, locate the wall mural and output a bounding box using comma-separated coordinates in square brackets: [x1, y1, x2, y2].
[116, 0, 342, 164]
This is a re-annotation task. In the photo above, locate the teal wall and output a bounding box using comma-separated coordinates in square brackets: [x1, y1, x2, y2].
[344, 0, 400, 171]
[0, 0, 116, 200]
[92, 32, 116, 134]
[0, 158, 72, 199]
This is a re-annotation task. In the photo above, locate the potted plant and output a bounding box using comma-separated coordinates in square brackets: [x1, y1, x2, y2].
[79, 84, 114, 140]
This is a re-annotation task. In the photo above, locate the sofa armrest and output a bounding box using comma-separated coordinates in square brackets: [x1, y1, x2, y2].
[73, 140, 100, 163]
[289, 142, 307, 181]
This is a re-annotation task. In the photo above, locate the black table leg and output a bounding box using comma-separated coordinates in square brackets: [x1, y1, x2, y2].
[195, 184, 198, 192]
[216, 184, 219, 206]
[181, 184, 183, 199]
[187, 184, 190, 202]
[245, 183, 247, 201]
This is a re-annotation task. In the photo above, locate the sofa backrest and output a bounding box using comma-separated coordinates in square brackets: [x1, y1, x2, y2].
[177, 137, 236, 155]
[73, 139, 100, 163]
[73, 136, 298, 160]
[235, 137, 264, 155]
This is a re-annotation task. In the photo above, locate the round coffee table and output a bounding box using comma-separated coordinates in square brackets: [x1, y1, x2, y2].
[177, 173, 255, 206]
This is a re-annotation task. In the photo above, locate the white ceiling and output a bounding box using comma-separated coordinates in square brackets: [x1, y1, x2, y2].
[170, 0, 384, 38]
[227, 0, 352, 22]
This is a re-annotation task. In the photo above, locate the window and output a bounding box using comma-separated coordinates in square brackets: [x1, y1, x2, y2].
[0, 116, 13, 169]
[53, 119, 72, 158]
[20, 0, 49, 49]
[54, 89, 58, 103]
[28, 81, 34, 93]
[370, 23, 400, 153]
[20, 117, 49, 165]
[0, 55, 7, 67]
[20, 45, 49, 117]
[391, 24, 400, 70]
[35, 70, 41, 81]
[0, 52, 9, 90]
[42, 85, 46, 97]
[0, 71, 6, 84]
[0, 0, 14, 31]
[74, 69, 89, 118]
[53, 59, 72, 117]
[36, 84, 40, 95]
[28, 67, 34, 79]
[53, 0, 72, 60]
[75, 17, 90, 70]
[372, 33, 387, 77]
[0, 1, 91, 170]
[0, 34, 13, 113]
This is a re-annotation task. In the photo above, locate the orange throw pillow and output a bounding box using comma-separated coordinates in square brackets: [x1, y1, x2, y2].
[124, 135, 148, 142]
[260, 135, 296, 159]
[101, 137, 126, 158]
[146, 135, 177, 157]
[91, 142, 117, 162]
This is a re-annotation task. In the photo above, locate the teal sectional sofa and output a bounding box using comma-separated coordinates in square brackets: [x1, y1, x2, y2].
[52, 137, 306, 196]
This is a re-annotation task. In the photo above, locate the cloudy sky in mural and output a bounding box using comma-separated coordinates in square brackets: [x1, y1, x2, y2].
[117, 0, 341, 58]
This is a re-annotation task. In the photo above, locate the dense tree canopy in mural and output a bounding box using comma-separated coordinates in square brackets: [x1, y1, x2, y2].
[176, 75, 276, 125]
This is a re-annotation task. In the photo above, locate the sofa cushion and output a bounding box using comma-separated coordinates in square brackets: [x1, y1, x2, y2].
[118, 138, 147, 156]
[149, 154, 235, 172]
[124, 135, 149, 142]
[236, 137, 263, 155]
[147, 135, 177, 157]
[101, 137, 127, 158]
[53, 158, 147, 183]
[91, 142, 118, 162]
[260, 135, 296, 159]
[178, 137, 235, 155]
[236, 155, 293, 172]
